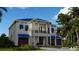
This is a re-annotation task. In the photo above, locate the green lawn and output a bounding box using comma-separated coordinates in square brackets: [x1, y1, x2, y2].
[0, 47, 41, 51]
[0, 48, 15, 51]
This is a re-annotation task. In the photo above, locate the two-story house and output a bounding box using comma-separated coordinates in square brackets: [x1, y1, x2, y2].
[9, 18, 62, 47]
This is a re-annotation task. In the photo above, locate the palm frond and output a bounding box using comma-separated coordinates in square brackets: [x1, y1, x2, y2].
[0, 7, 7, 12]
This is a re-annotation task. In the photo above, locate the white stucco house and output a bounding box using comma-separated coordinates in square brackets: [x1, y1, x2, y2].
[9, 18, 62, 47]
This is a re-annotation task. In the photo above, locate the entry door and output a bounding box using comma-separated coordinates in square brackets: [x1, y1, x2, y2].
[39, 37, 43, 45]
[18, 37, 28, 45]
[56, 39, 61, 45]
[51, 39, 55, 45]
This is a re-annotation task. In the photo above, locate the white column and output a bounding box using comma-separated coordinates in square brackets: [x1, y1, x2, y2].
[50, 25, 52, 46]
[34, 36, 36, 46]
[45, 25, 48, 46]
[45, 24, 47, 34]
[49, 37, 51, 46]
[31, 36, 33, 46]
[37, 36, 39, 43]
[38, 23, 39, 44]
[55, 35, 57, 46]
[38, 23, 39, 33]
[46, 36, 48, 46]
[43, 37, 46, 46]
[28, 36, 30, 45]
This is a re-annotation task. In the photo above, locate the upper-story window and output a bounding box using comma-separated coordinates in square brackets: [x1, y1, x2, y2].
[20, 25, 23, 29]
[25, 25, 28, 31]
[35, 30, 38, 33]
[48, 28, 50, 34]
[51, 28, 54, 33]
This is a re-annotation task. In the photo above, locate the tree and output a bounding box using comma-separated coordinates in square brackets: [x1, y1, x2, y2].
[57, 7, 79, 47]
[57, 13, 72, 37]
[57, 13, 73, 47]
[57, 13, 71, 25]
[0, 7, 7, 22]
[68, 7, 79, 18]
[0, 33, 6, 37]
[68, 7, 79, 46]
[0, 33, 14, 47]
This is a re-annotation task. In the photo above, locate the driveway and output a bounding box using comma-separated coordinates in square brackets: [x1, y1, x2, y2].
[40, 47, 76, 51]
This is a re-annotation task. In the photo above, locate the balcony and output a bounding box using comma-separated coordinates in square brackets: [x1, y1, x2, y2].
[32, 30, 50, 34]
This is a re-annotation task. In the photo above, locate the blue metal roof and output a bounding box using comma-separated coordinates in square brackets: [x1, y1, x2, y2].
[18, 18, 33, 21]
[18, 18, 49, 23]
[33, 18, 48, 22]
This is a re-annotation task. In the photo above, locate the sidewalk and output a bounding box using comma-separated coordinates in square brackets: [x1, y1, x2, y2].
[40, 47, 76, 51]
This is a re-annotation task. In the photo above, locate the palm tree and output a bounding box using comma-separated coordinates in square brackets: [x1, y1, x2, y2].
[57, 13, 71, 36]
[0, 7, 7, 22]
[68, 7, 79, 18]
[71, 18, 79, 46]
[57, 13, 71, 25]
[68, 7, 79, 46]
[57, 13, 73, 47]
[57, 7, 79, 47]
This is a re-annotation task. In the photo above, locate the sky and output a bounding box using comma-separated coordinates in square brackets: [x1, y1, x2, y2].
[0, 7, 64, 36]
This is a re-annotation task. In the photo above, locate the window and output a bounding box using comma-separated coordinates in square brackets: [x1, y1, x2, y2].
[39, 36, 43, 44]
[20, 25, 23, 29]
[41, 26, 42, 32]
[39, 26, 42, 33]
[25, 25, 28, 31]
[48, 37, 50, 44]
[48, 28, 50, 34]
[57, 39, 61, 45]
[51, 28, 54, 33]
[35, 30, 38, 33]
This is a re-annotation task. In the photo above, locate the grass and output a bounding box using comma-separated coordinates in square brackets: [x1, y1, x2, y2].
[0, 48, 14, 51]
[48, 46, 56, 48]
[0, 45, 41, 51]
[48, 45, 62, 48]
[0, 47, 41, 51]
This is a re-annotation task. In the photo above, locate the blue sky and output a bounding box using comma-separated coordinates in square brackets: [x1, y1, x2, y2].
[0, 7, 64, 36]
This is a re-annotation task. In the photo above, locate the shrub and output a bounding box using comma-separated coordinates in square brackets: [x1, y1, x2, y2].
[0, 36, 14, 48]
[49, 45, 56, 48]
[13, 45, 40, 51]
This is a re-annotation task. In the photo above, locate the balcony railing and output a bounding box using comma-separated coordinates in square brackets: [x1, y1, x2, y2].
[32, 30, 50, 34]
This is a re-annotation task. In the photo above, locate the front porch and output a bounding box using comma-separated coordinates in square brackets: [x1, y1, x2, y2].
[18, 34, 30, 45]
[50, 35, 62, 47]
[35, 36, 49, 47]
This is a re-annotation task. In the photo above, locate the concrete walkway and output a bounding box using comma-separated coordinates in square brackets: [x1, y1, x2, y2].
[40, 47, 76, 51]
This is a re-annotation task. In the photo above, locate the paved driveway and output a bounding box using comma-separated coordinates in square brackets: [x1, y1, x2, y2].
[40, 47, 76, 51]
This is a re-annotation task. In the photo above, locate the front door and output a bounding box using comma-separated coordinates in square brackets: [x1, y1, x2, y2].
[18, 37, 29, 45]
[39, 36, 43, 45]
[51, 39, 55, 45]
[56, 39, 61, 45]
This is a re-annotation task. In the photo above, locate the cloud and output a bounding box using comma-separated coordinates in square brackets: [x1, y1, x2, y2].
[57, 7, 70, 14]
[53, 7, 70, 19]
[18, 7, 29, 9]
[9, 7, 29, 9]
